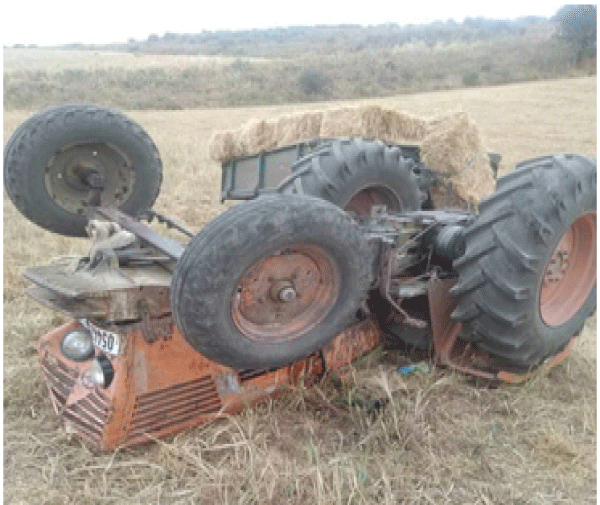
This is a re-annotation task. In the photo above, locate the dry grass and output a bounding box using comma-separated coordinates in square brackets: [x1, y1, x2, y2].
[3, 76, 597, 504]
[3, 35, 589, 112]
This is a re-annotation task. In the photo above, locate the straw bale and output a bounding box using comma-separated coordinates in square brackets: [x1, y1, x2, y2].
[238, 119, 277, 154]
[420, 112, 495, 207]
[380, 108, 429, 142]
[208, 131, 242, 162]
[273, 111, 324, 145]
[208, 106, 495, 205]
[320, 106, 388, 139]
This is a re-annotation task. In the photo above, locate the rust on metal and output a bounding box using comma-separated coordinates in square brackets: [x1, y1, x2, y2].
[322, 318, 383, 371]
[135, 304, 174, 343]
[428, 278, 576, 381]
[231, 245, 341, 342]
[38, 317, 359, 452]
[540, 211, 596, 327]
[429, 278, 511, 380]
[38, 277, 582, 452]
[496, 338, 576, 383]
[379, 245, 428, 329]
[345, 186, 401, 217]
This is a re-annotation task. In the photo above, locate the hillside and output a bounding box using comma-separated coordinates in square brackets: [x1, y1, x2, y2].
[4, 16, 594, 111]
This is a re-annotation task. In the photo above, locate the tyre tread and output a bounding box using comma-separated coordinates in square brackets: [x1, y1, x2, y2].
[452, 154, 597, 370]
[171, 194, 375, 369]
[4, 104, 162, 236]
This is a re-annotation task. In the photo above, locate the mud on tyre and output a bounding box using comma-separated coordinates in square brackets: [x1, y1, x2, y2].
[4, 104, 162, 236]
[171, 194, 375, 370]
[451, 154, 596, 371]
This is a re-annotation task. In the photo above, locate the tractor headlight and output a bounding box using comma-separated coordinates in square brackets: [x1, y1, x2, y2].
[60, 329, 94, 362]
[88, 355, 115, 388]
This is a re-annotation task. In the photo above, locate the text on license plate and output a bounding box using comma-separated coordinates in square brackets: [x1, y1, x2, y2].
[79, 319, 121, 356]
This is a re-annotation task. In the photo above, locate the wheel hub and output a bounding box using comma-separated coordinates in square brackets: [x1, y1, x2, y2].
[345, 186, 401, 217]
[540, 212, 596, 327]
[231, 246, 341, 343]
[45, 142, 135, 213]
[543, 247, 569, 282]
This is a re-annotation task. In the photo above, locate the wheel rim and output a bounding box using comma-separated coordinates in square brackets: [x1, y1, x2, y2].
[345, 186, 401, 217]
[540, 211, 596, 327]
[44, 141, 135, 214]
[231, 245, 341, 343]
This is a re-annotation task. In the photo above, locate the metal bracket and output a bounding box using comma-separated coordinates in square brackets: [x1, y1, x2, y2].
[427, 278, 575, 382]
[94, 207, 186, 260]
[379, 245, 428, 329]
[138, 210, 195, 239]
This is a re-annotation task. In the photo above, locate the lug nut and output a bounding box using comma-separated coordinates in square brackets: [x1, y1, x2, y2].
[278, 287, 297, 302]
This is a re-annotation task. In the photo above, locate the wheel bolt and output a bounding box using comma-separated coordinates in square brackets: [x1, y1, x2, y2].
[278, 287, 297, 302]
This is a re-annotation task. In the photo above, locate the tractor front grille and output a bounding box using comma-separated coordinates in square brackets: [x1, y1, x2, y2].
[61, 391, 110, 443]
[129, 375, 222, 438]
[40, 357, 77, 405]
[40, 356, 110, 446]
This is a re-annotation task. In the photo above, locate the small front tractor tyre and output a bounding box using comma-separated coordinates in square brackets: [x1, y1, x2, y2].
[4, 104, 163, 236]
[171, 194, 375, 370]
[451, 154, 596, 371]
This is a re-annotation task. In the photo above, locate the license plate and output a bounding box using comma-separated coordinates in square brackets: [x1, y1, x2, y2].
[79, 319, 121, 356]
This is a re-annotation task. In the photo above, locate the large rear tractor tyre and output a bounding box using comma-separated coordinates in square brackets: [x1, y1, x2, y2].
[277, 138, 423, 217]
[4, 104, 162, 236]
[451, 154, 596, 371]
[171, 194, 375, 370]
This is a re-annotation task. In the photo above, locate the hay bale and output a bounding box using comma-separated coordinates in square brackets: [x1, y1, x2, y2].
[238, 119, 277, 154]
[209, 112, 324, 162]
[320, 105, 388, 139]
[208, 131, 242, 162]
[380, 108, 429, 142]
[420, 112, 495, 207]
[208, 106, 495, 205]
[273, 111, 323, 145]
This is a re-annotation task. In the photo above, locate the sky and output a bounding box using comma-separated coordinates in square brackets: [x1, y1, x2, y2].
[2, 1, 566, 46]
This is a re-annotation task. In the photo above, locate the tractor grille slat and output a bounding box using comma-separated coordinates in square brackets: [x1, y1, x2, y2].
[135, 376, 218, 407]
[55, 359, 78, 378]
[134, 387, 221, 416]
[51, 387, 68, 406]
[40, 355, 109, 446]
[40, 359, 77, 405]
[67, 402, 105, 431]
[129, 375, 222, 437]
[129, 407, 222, 437]
[76, 397, 109, 423]
[42, 369, 72, 400]
[129, 397, 223, 435]
[86, 391, 109, 412]
[62, 394, 110, 445]
[41, 361, 76, 390]
[40, 357, 78, 380]
[62, 410, 104, 438]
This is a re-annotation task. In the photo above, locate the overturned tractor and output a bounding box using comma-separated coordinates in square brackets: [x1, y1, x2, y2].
[4, 104, 596, 451]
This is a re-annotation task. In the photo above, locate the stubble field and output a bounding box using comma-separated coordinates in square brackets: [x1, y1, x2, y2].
[3, 76, 597, 504]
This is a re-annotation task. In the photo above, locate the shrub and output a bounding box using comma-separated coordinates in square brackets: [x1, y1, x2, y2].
[462, 71, 480, 86]
[298, 69, 328, 95]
